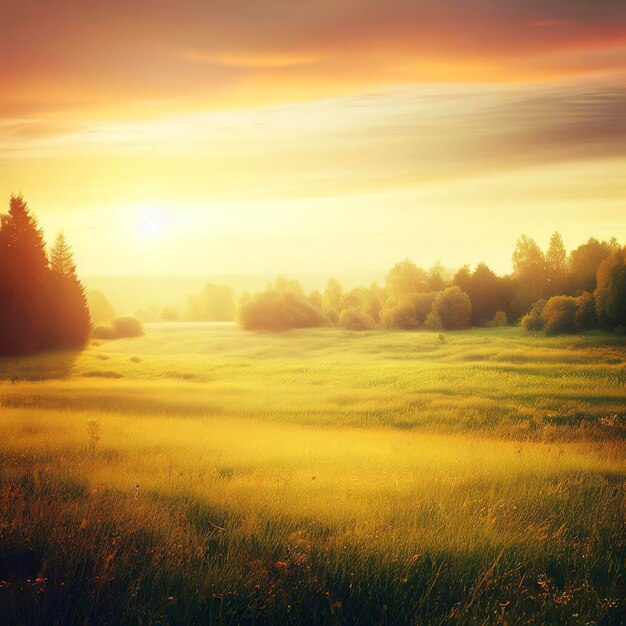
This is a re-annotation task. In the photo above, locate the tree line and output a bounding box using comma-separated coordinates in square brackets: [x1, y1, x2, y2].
[236, 233, 625, 333]
[0, 195, 91, 355]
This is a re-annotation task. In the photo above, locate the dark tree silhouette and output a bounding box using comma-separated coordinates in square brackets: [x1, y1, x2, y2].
[454, 262, 513, 325]
[594, 246, 626, 329]
[46, 232, 92, 349]
[0, 195, 51, 355]
[570, 238, 615, 295]
[0, 196, 91, 355]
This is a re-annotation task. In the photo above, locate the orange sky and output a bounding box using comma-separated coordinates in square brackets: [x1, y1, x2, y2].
[1, 0, 625, 277]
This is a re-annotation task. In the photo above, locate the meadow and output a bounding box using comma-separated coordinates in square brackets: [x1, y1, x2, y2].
[0, 324, 624, 624]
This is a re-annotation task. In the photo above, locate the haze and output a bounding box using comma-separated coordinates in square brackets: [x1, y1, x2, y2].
[2, 0, 625, 277]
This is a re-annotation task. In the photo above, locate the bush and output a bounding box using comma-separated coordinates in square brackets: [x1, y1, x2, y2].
[338, 307, 375, 331]
[381, 292, 436, 329]
[93, 316, 144, 340]
[431, 287, 472, 330]
[489, 310, 508, 327]
[381, 301, 419, 329]
[160, 307, 179, 322]
[574, 292, 596, 331]
[423, 311, 443, 330]
[520, 299, 547, 331]
[238, 289, 325, 331]
[543, 296, 578, 335]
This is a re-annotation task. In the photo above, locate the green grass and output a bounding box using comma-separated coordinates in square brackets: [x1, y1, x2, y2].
[0, 324, 624, 624]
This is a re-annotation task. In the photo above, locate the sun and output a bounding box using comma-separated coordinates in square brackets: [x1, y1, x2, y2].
[138, 217, 163, 237]
[134, 205, 169, 238]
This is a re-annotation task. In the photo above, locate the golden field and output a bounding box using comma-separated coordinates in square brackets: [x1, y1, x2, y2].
[0, 324, 624, 624]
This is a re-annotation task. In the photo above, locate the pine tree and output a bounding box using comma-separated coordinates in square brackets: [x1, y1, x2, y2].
[47, 232, 92, 349]
[0, 196, 92, 354]
[50, 232, 76, 277]
[0, 195, 51, 355]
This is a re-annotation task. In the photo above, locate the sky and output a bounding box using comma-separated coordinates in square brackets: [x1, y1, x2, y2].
[1, 0, 625, 278]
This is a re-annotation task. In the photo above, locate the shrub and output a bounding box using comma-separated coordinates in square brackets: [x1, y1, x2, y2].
[338, 307, 375, 331]
[574, 292, 596, 331]
[520, 299, 547, 331]
[93, 315, 144, 340]
[382, 292, 436, 329]
[431, 287, 472, 330]
[489, 310, 508, 327]
[423, 311, 443, 330]
[381, 301, 419, 329]
[238, 289, 325, 331]
[543, 296, 578, 335]
[160, 307, 179, 321]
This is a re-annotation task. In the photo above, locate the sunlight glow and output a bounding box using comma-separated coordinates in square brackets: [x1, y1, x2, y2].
[134, 206, 170, 239]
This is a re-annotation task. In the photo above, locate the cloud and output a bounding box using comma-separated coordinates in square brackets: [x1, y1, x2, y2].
[1, 0, 625, 124]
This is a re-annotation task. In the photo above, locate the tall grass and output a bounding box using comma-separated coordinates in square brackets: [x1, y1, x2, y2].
[0, 325, 623, 624]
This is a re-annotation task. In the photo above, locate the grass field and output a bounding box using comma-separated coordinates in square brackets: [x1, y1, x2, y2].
[0, 324, 624, 624]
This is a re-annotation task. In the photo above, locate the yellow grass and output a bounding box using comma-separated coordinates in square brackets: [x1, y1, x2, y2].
[0, 324, 624, 624]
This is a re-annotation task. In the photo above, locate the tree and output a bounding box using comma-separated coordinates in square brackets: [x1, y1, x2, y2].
[489, 311, 508, 327]
[308, 289, 323, 312]
[453, 265, 471, 295]
[185, 283, 235, 321]
[322, 278, 344, 323]
[545, 231, 568, 296]
[46, 232, 92, 349]
[427, 262, 446, 291]
[511, 235, 545, 319]
[50, 232, 76, 276]
[594, 246, 626, 329]
[0, 195, 51, 354]
[431, 287, 472, 330]
[0, 197, 91, 354]
[455, 262, 511, 326]
[385, 259, 429, 301]
[381, 292, 436, 329]
[238, 289, 324, 331]
[570, 238, 613, 294]
[338, 307, 375, 331]
[574, 292, 596, 331]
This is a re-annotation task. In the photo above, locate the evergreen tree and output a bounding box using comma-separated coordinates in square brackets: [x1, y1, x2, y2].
[46, 232, 92, 349]
[0, 195, 51, 355]
[50, 232, 76, 277]
[0, 197, 91, 354]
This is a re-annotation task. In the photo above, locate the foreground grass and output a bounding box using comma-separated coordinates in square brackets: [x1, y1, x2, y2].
[0, 325, 624, 624]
